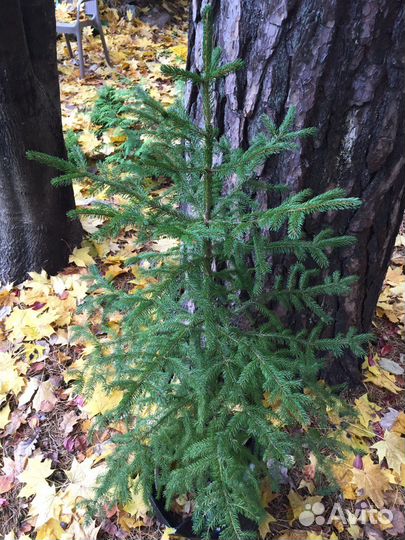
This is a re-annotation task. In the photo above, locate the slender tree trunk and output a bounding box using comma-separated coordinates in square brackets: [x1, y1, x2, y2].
[0, 0, 82, 285]
[186, 0, 405, 384]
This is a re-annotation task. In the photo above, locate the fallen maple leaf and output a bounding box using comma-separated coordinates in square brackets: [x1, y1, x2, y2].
[78, 130, 101, 155]
[161, 527, 177, 540]
[18, 454, 53, 499]
[69, 245, 96, 268]
[0, 352, 25, 400]
[0, 474, 14, 495]
[363, 368, 402, 394]
[5, 307, 58, 342]
[83, 382, 123, 418]
[64, 457, 105, 501]
[35, 517, 64, 540]
[371, 431, 405, 474]
[60, 410, 79, 436]
[259, 511, 276, 539]
[354, 394, 381, 428]
[352, 456, 391, 508]
[392, 412, 405, 435]
[32, 380, 58, 413]
[123, 476, 149, 519]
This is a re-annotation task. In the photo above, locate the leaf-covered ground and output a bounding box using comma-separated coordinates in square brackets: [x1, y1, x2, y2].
[0, 3, 404, 540]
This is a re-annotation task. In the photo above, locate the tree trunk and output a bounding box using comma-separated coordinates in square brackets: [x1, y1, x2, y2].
[186, 0, 405, 384]
[0, 0, 82, 285]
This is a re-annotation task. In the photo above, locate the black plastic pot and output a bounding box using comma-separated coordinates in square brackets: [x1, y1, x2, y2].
[150, 493, 203, 539]
[150, 493, 257, 540]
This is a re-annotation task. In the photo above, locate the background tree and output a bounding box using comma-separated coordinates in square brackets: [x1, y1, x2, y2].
[186, 0, 405, 384]
[0, 0, 82, 285]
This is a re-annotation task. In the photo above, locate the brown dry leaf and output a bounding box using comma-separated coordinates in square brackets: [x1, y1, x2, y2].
[303, 452, 317, 481]
[32, 380, 58, 412]
[60, 410, 79, 436]
[0, 474, 14, 494]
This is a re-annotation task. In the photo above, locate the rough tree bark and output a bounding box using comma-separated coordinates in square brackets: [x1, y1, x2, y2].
[0, 0, 82, 284]
[186, 0, 405, 384]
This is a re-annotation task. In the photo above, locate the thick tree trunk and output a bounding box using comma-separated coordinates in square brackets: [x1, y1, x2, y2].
[186, 0, 405, 384]
[0, 0, 82, 284]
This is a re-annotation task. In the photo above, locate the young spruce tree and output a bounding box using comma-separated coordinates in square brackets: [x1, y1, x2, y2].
[30, 6, 368, 539]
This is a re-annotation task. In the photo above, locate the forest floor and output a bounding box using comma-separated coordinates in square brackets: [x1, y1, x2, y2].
[0, 3, 404, 540]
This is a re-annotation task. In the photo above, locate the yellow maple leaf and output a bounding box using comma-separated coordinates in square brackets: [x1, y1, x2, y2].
[346, 512, 362, 539]
[118, 513, 145, 532]
[46, 294, 77, 327]
[347, 421, 375, 439]
[277, 530, 323, 539]
[123, 476, 149, 519]
[259, 511, 276, 539]
[65, 274, 89, 302]
[29, 484, 63, 528]
[83, 382, 123, 418]
[170, 44, 188, 61]
[18, 454, 53, 498]
[354, 393, 381, 428]
[69, 246, 96, 268]
[399, 464, 405, 487]
[78, 130, 101, 155]
[161, 528, 177, 540]
[333, 461, 357, 500]
[65, 457, 105, 501]
[363, 370, 402, 393]
[351, 455, 390, 508]
[60, 516, 101, 540]
[371, 431, 405, 474]
[104, 263, 128, 281]
[0, 352, 25, 401]
[392, 411, 405, 435]
[36, 518, 64, 540]
[153, 236, 179, 253]
[20, 270, 51, 304]
[5, 307, 58, 342]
